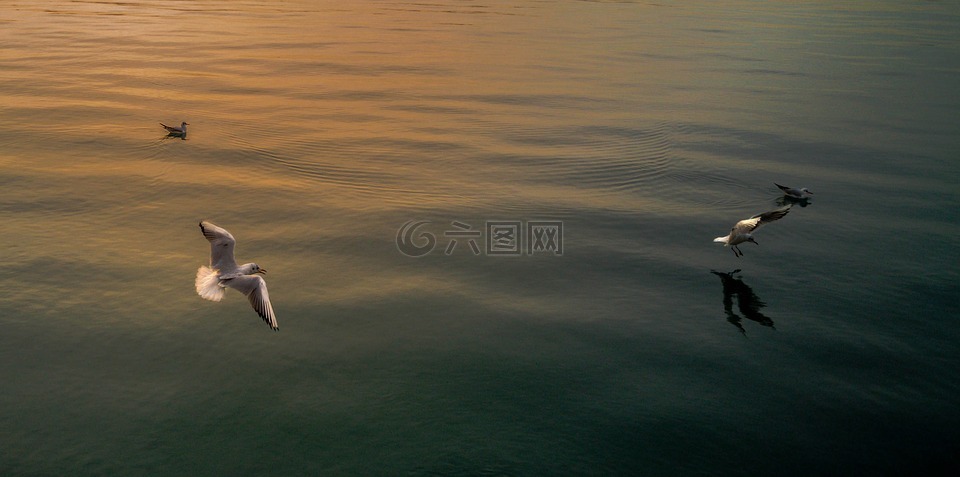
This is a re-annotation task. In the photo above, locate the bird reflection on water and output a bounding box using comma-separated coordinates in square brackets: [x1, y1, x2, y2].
[711, 269, 775, 334]
[776, 195, 812, 208]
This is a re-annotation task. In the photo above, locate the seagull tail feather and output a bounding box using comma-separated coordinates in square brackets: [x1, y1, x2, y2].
[196, 266, 226, 302]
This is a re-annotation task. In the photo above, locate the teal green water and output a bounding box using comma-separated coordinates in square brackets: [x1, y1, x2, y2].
[2, 1, 959, 475]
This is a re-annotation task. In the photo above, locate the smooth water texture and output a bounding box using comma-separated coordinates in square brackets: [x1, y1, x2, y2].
[2, 1, 959, 475]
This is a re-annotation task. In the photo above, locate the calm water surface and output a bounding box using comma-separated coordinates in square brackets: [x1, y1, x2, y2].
[2, 1, 959, 475]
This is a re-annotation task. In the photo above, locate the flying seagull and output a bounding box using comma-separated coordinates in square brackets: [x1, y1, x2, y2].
[196, 220, 278, 330]
[160, 121, 188, 135]
[775, 182, 812, 199]
[713, 206, 791, 257]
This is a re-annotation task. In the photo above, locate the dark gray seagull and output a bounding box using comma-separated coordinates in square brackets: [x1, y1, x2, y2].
[775, 182, 812, 199]
[196, 221, 278, 330]
[713, 206, 791, 257]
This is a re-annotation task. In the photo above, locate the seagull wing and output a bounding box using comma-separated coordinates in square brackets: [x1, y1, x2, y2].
[225, 275, 278, 330]
[199, 221, 238, 273]
[735, 206, 791, 234]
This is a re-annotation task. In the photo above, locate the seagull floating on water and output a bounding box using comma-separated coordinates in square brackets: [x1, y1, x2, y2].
[714, 206, 791, 257]
[775, 182, 812, 199]
[160, 121, 188, 135]
[196, 221, 278, 330]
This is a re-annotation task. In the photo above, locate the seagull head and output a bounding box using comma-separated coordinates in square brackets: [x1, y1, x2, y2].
[801, 188, 812, 195]
[242, 263, 267, 275]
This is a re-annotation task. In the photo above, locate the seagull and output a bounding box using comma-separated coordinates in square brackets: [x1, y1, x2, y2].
[713, 206, 791, 257]
[160, 121, 188, 135]
[775, 182, 812, 199]
[196, 220, 278, 330]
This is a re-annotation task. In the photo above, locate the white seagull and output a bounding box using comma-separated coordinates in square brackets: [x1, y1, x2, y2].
[160, 121, 188, 135]
[775, 182, 812, 199]
[196, 220, 278, 330]
[713, 206, 791, 257]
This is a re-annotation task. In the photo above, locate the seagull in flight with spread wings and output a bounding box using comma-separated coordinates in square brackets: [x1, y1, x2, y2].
[713, 206, 791, 257]
[196, 220, 278, 330]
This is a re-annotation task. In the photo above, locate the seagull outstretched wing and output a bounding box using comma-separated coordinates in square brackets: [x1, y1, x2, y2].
[733, 206, 791, 235]
[199, 221, 238, 273]
[225, 275, 278, 330]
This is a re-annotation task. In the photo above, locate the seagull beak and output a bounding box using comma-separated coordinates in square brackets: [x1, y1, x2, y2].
[257, 268, 267, 274]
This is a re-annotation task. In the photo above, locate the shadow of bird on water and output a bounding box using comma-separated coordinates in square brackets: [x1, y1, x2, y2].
[710, 269, 775, 334]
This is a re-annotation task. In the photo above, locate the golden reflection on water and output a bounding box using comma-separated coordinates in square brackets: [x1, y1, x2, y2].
[2, 0, 957, 321]
[2, 1, 684, 216]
